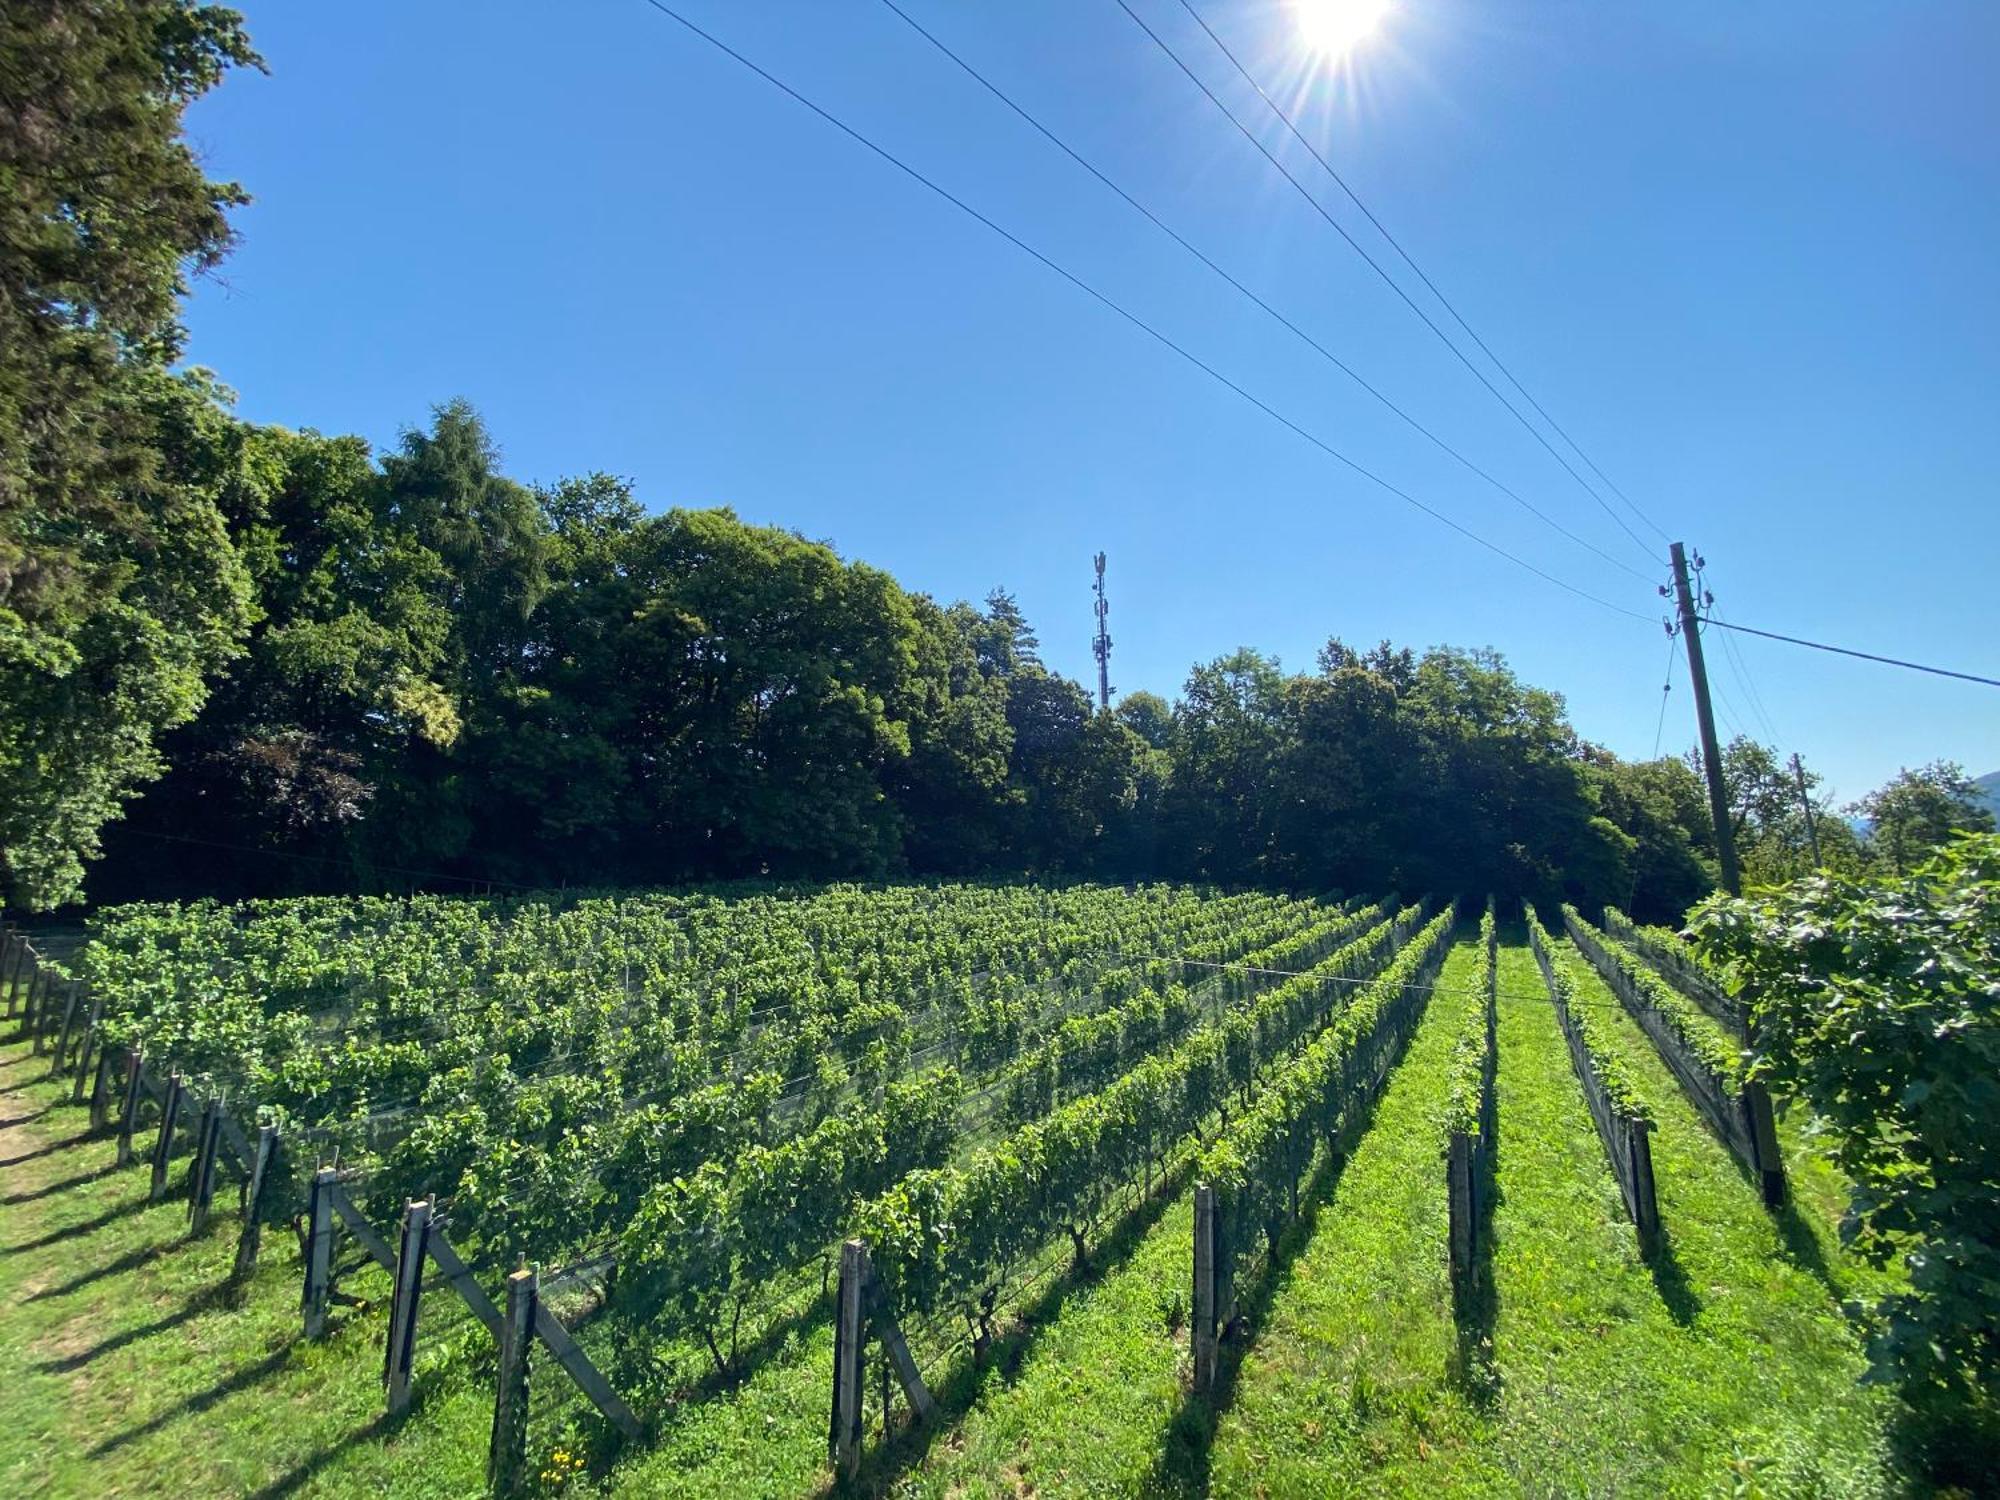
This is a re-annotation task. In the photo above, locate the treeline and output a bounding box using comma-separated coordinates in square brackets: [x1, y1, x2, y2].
[5, 375, 1731, 918]
[2, 3, 1988, 919]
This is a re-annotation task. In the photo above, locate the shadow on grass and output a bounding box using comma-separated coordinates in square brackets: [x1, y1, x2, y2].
[642, 1278, 838, 1423]
[1134, 1061, 1414, 1500]
[1450, 1118, 1502, 1407]
[847, 1166, 1193, 1498]
[0, 1097, 70, 1129]
[1, 1184, 147, 1249]
[1770, 1197, 1845, 1303]
[0, 1159, 121, 1210]
[245, 1407, 411, 1500]
[35, 1281, 242, 1373]
[0, 1130, 94, 1168]
[23, 1232, 176, 1303]
[89, 1336, 306, 1458]
[1642, 1224, 1700, 1328]
[1885, 1381, 2000, 1496]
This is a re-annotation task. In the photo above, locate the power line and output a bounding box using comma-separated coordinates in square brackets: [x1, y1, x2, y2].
[1709, 673, 1748, 745]
[1706, 618, 2000, 691]
[1689, 555, 1781, 745]
[1171, 0, 1672, 547]
[1650, 634, 1676, 761]
[631, 0, 1650, 622]
[1111, 0, 1657, 562]
[876, 0, 1651, 587]
[1715, 620, 1780, 745]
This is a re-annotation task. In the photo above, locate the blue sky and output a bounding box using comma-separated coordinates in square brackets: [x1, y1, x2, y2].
[179, 0, 1998, 804]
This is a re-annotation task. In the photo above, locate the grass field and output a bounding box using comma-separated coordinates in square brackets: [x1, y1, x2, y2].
[0, 927, 1924, 1497]
[0, 1039, 490, 1499]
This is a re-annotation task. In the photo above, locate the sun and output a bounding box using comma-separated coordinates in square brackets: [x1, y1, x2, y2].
[1292, 0, 1391, 55]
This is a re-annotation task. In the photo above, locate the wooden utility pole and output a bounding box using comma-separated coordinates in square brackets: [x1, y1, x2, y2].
[1670, 543, 1740, 895]
[1790, 753, 1823, 866]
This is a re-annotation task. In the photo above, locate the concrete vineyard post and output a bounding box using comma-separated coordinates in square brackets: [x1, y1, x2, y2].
[1192, 1183, 1218, 1393]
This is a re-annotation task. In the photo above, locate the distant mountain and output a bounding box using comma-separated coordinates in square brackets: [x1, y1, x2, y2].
[1976, 771, 2000, 822]
[1846, 771, 1999, 837]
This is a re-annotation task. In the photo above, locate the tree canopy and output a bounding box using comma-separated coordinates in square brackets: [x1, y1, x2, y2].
[1, 1, 261, 907]
[4, 6, 1989, 920]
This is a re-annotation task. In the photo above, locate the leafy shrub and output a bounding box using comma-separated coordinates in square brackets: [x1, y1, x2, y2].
[1688, 833, 2000, 1398]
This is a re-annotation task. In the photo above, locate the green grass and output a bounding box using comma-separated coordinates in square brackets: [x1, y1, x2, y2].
[875, 1156, 1199, 1496]
[870, 933, 1472, 1498]
[0, 1038, 492, 1499]
[1207, 934, 1492, 1496]
[0, 1028, 864, 1500]
[0, 938, 1914, 1499]
[1200, 937, 1895, 1498]
[1522, 939, 1894, 1496]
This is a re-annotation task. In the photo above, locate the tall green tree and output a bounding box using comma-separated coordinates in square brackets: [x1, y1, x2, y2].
[1112, 689, 1172, 751]
[1, 371, 256, 905]
[887, 596, 1016, 875]
[1853, 760, 1995, 876]
[1160, 649, 1291, 883]
[95, 409, 468, 899]
[1583, 752, 1715, 921]
[0, 1, 261, 907]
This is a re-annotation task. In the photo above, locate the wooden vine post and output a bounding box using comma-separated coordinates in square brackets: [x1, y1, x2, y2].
[830, 1239, 867, 1479]
[51, 980, 82, 1074]
[1191, 1183, 1220, 1393]
[70, 989, 104, 1102]
[1446, 1132, 1476, 1287]
[187, 1095, 225, 1235]
[115, 1050, 145, 1166]
[828, 1238, 931, 1478]
[303, 1167, 336, 1338]
[0, 930, 21, 1015]
[488, 1267, 538, 1495]
[34, 971, 60, 1054]
[26, 968, 48, 1051]
[1745, 1084, 1786, 1208]
[149, 1069, 185, 1202]
[234, 1124, 278, 1281]
[88, 1044, 116, 1131]
[385, 1197, 433, 1415]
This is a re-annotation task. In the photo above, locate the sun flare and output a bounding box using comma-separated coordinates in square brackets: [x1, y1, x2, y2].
[1292, 0, 1391, 55]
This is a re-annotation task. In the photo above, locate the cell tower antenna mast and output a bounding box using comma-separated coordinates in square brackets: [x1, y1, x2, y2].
[1091, 552, 1113, 711]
